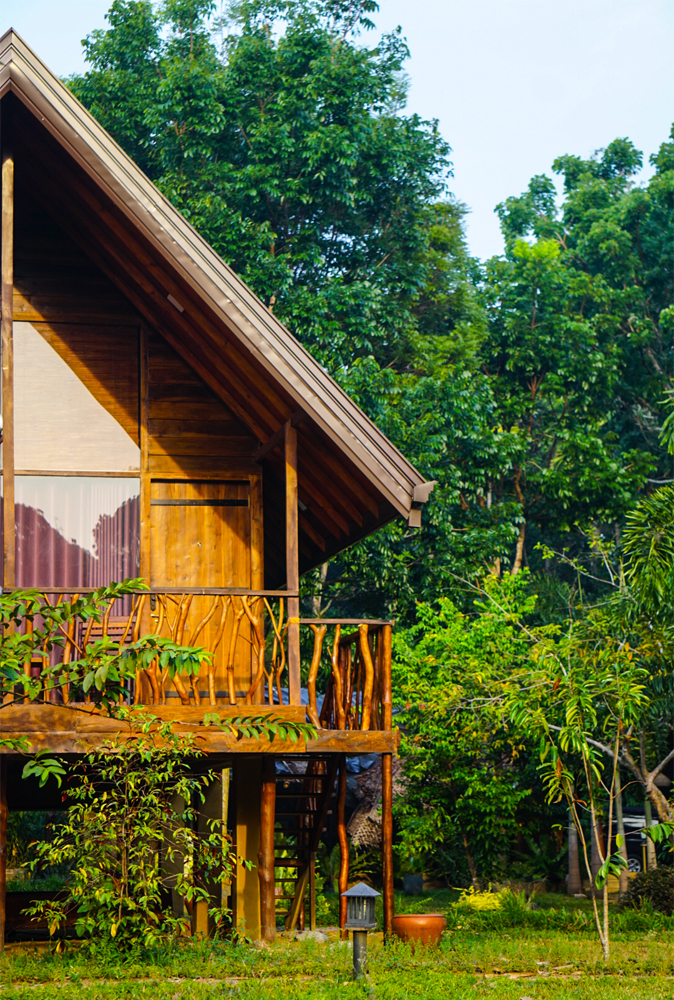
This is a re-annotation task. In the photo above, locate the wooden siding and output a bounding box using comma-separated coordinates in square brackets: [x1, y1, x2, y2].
[13, 179, 138, 326]
[147, 329, 257, 478]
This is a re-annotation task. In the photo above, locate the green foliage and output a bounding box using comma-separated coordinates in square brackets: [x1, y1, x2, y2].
[392, 574, 538, 883]
[622, 867, 674, 916]
[25, 714, 239, 951]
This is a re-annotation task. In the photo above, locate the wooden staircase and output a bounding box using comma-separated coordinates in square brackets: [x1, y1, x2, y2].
[273, 757, 339, 931]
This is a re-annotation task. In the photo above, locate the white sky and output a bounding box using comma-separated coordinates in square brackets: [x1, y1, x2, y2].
[3, 0, 674, 260]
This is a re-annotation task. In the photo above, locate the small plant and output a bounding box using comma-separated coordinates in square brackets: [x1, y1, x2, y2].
[458, 885, 505, 911]
[621, 867, 674, 916]
[25, 712, 243, 951]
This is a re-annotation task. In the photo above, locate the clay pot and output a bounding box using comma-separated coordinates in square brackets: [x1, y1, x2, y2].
[391, 912, 447, 947]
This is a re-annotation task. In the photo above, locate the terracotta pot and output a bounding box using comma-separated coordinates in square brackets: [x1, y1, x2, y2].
[391, 912, 447, 947]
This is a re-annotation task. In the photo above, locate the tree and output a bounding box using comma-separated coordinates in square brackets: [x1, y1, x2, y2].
[485, 132, 674, 583]
[69, 1, 674, 620]
[509, 613, 643, 963]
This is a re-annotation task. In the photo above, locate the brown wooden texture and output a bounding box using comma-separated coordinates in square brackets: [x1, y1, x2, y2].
[234, 758, 261, 940]
[147, 329, 257, 476]
[337, 755, 348, 938]
[382, 625, 393, 730]
[309, 856, 316, 931]
[0, 757, 6, 952]
[258, 757, 276, 942]
[307, 625, 327, 728]
[382, 752, 394, 940]
[2, 105, 15, 587]
[150, 480, 255, 701]
[0, 703, 397, 755]
[285, 421, 301, 704]
[13, 181, 136, 326]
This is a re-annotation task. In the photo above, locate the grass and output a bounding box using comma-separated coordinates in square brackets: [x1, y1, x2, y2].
[2, 891, 674, 998]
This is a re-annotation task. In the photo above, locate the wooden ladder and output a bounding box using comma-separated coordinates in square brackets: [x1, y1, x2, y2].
[274, 757, 339, 931]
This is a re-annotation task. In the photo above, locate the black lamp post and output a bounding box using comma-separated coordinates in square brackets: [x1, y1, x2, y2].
[341, 881, 381, 980]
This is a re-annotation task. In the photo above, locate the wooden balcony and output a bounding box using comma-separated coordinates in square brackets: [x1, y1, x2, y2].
[1, 588, 396, 756]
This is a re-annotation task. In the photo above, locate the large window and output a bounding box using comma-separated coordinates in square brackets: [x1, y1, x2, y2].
[9, 322, 140, 587]
[15, 476, 139, 588]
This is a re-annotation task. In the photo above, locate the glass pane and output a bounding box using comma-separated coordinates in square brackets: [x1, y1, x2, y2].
[16, 476, 139, 588]
[14, 321, 139, 473]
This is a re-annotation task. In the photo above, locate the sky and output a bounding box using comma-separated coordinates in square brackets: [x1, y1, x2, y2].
[3, 0, 674, 260]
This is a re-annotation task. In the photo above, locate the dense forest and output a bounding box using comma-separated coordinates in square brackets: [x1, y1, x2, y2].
[67, 0, 674, 889]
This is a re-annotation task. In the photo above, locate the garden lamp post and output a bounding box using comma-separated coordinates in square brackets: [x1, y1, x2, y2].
[341, 882, 381, 980]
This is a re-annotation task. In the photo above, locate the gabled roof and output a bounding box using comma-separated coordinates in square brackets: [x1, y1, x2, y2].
[0, 29, 433, 576]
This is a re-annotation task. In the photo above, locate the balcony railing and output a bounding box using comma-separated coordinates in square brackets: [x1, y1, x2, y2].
[8, 589, 393, 734]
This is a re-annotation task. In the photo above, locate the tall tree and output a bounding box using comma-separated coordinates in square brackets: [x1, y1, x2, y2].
[70, 0, 517, 617]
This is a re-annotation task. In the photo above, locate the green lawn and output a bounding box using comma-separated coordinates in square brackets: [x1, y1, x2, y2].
[2, 891, 674, 999]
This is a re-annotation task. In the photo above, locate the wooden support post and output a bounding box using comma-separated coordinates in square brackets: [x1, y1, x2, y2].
[381, 624, 394, 940]
[309, 854, 316, 931]
[136, 324, 151, 704]
[1, 103, 15, 589]
[0, 758, 6, 952]
[337, 754, 348, 939]
[139, 323, 150, 585]
[234, 758, 261, 940]
[258, 757, 276, 942]
[382, 753, 394, 940]
[285, 421, 301, 704]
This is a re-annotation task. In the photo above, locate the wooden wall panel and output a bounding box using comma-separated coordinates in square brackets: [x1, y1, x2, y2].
[147, 329, 257, 476]
[13, 181, 138, 325]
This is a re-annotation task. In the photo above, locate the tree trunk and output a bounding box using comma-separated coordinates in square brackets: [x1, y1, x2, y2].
[591, 821, 602, 887]
[644, 797, 657, 870]
[615, 775, 629, 896]
[567, 814, 582, 895]
[459, 823, 479, 887]
[511, 521, 526, 575]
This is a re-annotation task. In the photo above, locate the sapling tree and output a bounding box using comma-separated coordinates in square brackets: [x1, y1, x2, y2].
[27, 712, 240, 949]
[509, 620, 647, 963]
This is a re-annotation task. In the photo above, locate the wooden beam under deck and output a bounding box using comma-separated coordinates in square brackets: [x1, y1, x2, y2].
[0, 705, 399, 755]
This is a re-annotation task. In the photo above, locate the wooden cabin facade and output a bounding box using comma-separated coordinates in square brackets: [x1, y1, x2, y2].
[0, 30, 433, 944]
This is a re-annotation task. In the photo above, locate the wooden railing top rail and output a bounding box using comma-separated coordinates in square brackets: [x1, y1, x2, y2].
[300, 618, 393, 626]
[2, 587, 299, 598]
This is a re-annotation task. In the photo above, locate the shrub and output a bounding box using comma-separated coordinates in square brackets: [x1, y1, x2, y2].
[621, 867, 674, 916]
[25, 714, 239, 951]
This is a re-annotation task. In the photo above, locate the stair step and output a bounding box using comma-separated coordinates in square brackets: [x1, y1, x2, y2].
[276, 810, 318, 817]
[276, 794, 321, 799]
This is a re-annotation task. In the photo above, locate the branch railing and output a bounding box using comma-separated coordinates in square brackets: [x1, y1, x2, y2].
[7, 589, 393, 732]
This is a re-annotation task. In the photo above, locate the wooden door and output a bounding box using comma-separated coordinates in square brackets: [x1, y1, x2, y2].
[149, 479, 254, 703]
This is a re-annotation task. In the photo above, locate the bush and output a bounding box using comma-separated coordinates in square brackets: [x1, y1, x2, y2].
[622, 867, 674, 916]
[25, 715, 238, 951]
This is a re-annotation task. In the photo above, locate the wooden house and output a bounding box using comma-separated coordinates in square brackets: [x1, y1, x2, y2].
[0, 30, 434, 945]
